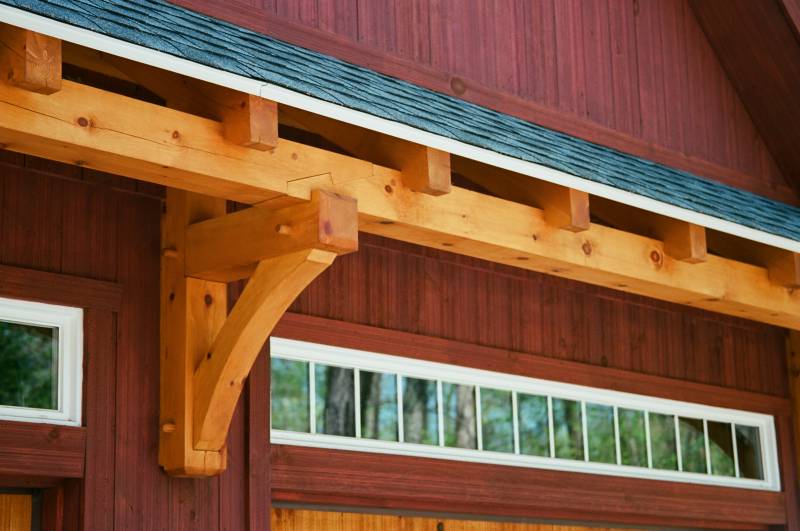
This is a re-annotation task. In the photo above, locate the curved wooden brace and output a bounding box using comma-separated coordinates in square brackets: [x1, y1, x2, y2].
[159, 189, 357, 476]
[193, 249, 336, 450]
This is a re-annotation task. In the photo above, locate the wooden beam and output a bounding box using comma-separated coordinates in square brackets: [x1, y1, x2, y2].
[0, 24, 61, 94]
[160, 189, 228, 476]
[453, 157, 590, 232]
[186, 190, 358, 281]
[0, 74, 798, 329]
[64, 44, 277, 150]
[591, 197, 707, 263]
[282, 106, 450, 195]
[707, 230, 799, 288]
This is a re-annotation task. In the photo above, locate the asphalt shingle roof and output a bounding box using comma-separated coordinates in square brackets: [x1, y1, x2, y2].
[2, 0, 799, 243]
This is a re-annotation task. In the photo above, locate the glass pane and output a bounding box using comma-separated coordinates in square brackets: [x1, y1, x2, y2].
[552, 398, 583, 460]
[315, 364, 355, 436]
[586, 403, 615, 464]
[618, 408, 647, 467]
[518, 393, 549, 457]
[707, 421, 735, 477]
[650, 413, 678, 471]
[442, 382, 476, 449]
[480, 388, 513, 453]
[359, 370, 397, 441]
[270, 358, 309, 432]
[0, 320, 58, 410]
[736, 425, 764, 480]
[679, 417, 707, 473]
[402, 377, 438, 445]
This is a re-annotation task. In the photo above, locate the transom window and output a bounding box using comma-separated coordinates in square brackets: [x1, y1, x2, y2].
[270, 337, 780, 491]
[0, 297, 83, 426]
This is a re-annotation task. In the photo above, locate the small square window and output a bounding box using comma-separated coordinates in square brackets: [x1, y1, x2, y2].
[0, 297, 82, 426]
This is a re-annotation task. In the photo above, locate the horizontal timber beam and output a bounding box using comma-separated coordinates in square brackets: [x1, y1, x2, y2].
[0, 68, 797, 329]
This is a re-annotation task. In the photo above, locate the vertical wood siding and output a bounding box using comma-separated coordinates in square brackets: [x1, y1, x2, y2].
[290, 234, 788, 396]
[172, 0, 794, 202]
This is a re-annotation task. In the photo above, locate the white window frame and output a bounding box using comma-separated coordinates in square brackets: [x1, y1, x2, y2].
[270, 337, 780, 492]
[0, 296, 83, 426]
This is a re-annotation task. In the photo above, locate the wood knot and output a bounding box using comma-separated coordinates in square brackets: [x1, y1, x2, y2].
[48, 428, 60, 440]
[323, 221, 333, 235]
[581, 241, 592, 256]
[384, 184, 393, 194]
[450, 76, 467, 95]
[650, 250, 662, 265]
[171, 130, 180, 139]
[77, 116, 90, 127]
[204, 294, 213, 306]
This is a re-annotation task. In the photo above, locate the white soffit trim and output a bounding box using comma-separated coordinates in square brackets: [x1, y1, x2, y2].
[1, 4, 798, 254]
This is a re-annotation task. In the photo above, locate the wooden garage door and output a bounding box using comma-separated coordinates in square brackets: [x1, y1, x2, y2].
[271, 509, 632, 531]
[0, 495, 31, 531]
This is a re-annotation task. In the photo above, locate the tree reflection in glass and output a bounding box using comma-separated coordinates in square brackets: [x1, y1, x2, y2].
[480, 388, 513, 453]
[552, 398, 583, 460]
[679, 417, 707, 473]
[587, 403, 615, 464]
[736, 425, 763, 480]
[650, 413, 678, 470]
[518, 393, 549, 457]
[270, 358, 309, 432]
[315, 364, 355, 436]
[360, 370, 397, 441]
[707, 421, 735, 477]
[402, 377, 438, 445]
[618, 408, 647, 467]
[442, 382, 476, 449]
[0, 321, 58, 410]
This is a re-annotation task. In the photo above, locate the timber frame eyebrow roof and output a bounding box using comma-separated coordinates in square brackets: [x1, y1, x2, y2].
[1, 0, 799, 249]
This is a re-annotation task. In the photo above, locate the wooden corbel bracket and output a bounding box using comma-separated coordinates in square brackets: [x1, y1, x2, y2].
[159, 189, 358, 476]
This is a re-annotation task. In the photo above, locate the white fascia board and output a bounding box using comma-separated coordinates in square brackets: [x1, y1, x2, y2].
[1, 4, 798, 254]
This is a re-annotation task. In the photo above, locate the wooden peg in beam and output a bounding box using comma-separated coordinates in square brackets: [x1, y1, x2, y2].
[0, 25, 61, 94]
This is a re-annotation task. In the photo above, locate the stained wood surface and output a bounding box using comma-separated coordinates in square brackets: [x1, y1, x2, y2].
[270, 508, 632, 531]
[0, 494, 31, 531]
[172, 0, 794, 203]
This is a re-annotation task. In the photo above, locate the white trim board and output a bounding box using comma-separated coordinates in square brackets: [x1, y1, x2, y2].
[0, 4, 798, 253]
[270, 337, 781, 492]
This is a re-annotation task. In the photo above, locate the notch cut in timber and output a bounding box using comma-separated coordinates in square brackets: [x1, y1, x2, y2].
[160, 189, 357, 476]
[0, 24, 61, 94]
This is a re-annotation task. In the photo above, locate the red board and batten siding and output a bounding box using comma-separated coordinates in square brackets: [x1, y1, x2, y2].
[0, 149, 797, 528]
[172, 0, 796, 203]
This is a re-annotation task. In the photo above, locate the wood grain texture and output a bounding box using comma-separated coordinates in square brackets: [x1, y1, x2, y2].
[0, 422, 85, 478]
[171, 0, 795, 203]
[271, 445, 785, 528]
[270, 508, 635, 531]
[0, 494, 31, 531]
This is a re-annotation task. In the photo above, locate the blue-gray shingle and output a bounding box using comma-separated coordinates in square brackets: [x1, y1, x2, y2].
[2, 0, 799, 242]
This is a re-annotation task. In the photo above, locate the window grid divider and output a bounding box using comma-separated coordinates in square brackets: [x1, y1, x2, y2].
[703, 419, 712, 475]
[309, 362, 316, 435]
[475, 386, 483, 451]
[511, 391, 520, 455]
[731, 423, 740, 479]
[644, 411, 653, 469]
[581, 401, 589, 462]
[613, 406, 621, 466]
[675, 415, 683, 472]
[354, 368, 361, 439]
[436, 380, 445, 447]
[396, 374, 404, 443]
[547, 395, 555, 459]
